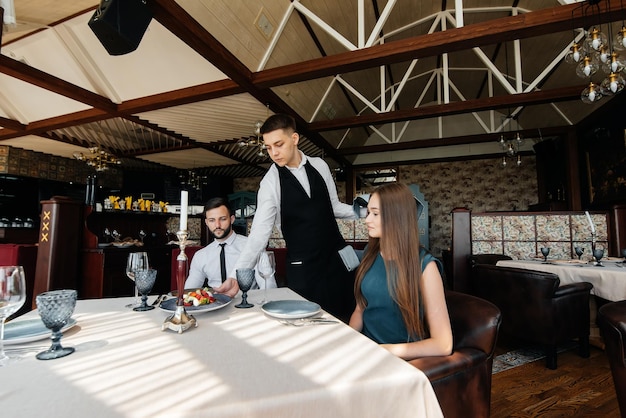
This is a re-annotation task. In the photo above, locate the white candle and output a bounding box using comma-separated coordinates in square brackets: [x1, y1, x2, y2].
[585, 211, 595, 235]
[180, 190, 188, 231]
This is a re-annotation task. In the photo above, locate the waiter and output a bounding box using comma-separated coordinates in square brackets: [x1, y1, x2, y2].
[215, 113, 356, 320]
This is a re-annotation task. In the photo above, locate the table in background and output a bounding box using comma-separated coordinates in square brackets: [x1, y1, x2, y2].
[496, 259, 626, 301]
[1, 288, 442, 418]
[496, 259, 626, 348]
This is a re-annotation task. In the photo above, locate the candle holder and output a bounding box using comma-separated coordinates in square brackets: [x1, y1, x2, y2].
[162, 230, 197, 333]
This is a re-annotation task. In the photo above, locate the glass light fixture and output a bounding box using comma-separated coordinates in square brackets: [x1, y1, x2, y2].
[615, 26, 626, 51]
[600, 72, 626, 95]
[576, 55, 600, 78]
[581, 81, 603, 104]
[601, 51, 625, 74]
[584, 27, 608, 52]
[73, 146, 121, 172]
[599, 44, 611, 64]
[565, 42, 584, 64]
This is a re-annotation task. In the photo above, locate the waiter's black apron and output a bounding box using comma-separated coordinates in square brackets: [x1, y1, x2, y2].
[277, 162, 355, 319]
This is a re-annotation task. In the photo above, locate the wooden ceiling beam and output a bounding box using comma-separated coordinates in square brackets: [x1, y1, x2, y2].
[0, 55, 117, 113]
[337, 126, 570, 156]
[309, 85, 584, 132]
[147, 0, 351, 167]
[252, 2, 626, 88]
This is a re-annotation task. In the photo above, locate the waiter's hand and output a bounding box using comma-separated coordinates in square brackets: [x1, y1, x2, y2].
[214, 277, 239, 298]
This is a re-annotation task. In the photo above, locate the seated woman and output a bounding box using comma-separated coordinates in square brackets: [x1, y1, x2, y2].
[349, 183, 452, 360]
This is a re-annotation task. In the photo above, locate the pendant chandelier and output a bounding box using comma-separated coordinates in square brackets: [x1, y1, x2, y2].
[237, 119, 266, 157]
[73, 146, 121, 172]
[564, 0, 626, 104]
[498, 115, 524, 168]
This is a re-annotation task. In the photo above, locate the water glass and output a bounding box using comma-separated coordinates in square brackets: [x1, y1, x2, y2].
[133, 269, 157, 311]
[0, 266, 26, 367]
[235, 268, 255, 308]
[36, 290, 77, 360]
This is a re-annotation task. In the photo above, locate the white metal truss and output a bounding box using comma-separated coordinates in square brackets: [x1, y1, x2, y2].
[258, 2, 581, 147]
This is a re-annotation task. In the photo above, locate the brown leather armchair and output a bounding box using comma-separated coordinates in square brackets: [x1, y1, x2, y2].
[410, 290, 501, 418]
[597, 300, 626, 418]
[470, 253, 512, 267]
[471, 264, 592, 369]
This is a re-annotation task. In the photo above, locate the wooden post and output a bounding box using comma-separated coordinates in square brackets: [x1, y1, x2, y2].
[32, 196, 82, 307]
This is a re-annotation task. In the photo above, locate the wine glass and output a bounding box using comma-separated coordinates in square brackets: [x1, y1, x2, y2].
[35, 289, 77, 360]
[0, 266, 26, 367]
[256, 251, 275, 305]
[125, 252, 149, 308]
[621, 248, 626, 263]
[592, 248, 605, 267]
[540, 247, 550, 263]
[133, 269, 157, 311]
[235, 268, 255, 308]
[574, 246, 585, 260]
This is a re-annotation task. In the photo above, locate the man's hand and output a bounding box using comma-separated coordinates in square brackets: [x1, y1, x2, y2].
[213, 277, 239, 298]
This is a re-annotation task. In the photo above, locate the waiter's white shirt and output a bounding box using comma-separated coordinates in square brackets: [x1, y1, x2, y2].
[232, 151, 355, 277]
[185, 232, 276, 290]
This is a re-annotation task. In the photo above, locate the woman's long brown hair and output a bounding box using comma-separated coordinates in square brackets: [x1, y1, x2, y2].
[354, 183, 425, 339]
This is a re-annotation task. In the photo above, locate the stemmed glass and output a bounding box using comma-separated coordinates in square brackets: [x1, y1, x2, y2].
[0, 266, 26, 367]
[621, 248, 626, 263]
[574, 246, 585, 260]
[593, 248, 605, 267]
[540, 247, 550, 263]
[125, 252, 149, 308]
[35, 289, 77, 360]
[256, 251, 275, 305]
[133, 269, 157, 311]
[235, 268, 255, 308]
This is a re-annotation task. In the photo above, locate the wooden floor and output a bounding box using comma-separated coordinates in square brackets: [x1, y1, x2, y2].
[491, 345, 620, 417]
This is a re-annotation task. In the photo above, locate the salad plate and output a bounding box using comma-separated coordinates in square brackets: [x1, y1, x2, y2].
[2, 318, 77, 345]
[159, 294, 231, 314]
[261, 300, 321, 319]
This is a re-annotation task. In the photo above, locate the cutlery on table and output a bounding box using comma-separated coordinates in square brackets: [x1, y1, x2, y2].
[279, 318, 339, 326]
[151, 295, 165, 306]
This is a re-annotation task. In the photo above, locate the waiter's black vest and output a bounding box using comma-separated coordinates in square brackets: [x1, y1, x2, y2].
[277, 161, 354, 318]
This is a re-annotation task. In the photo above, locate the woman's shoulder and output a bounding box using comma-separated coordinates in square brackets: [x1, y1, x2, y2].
[419, 247, 443, 274]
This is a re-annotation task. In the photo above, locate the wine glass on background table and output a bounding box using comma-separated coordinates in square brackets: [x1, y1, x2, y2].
[622, 248, 626, 263]
[540, 247, 550, 263]
[125, 252, 150, 308]
[574, 246, 585, 260]
[0, 266, 26, 367]
[593, 248, 605, 267]
[256, 251, 275, 305]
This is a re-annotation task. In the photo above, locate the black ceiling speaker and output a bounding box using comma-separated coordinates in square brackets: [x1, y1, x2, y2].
[88, 0, 153, 56]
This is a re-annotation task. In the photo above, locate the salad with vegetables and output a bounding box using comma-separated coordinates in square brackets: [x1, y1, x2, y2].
[183, 287, 216, 307]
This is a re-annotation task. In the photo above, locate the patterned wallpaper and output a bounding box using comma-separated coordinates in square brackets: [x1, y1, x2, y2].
[233, 156, 538, 257]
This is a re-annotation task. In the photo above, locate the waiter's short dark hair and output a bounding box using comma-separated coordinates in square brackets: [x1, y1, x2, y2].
[260, 113, 296, 135]
[204, 197, 233, 217]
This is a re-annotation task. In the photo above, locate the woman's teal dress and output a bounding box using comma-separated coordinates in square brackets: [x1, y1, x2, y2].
[361, 248, 443, 344]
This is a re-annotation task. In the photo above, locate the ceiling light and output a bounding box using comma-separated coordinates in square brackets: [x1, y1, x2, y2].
[73, 147, 121, 172]
[576, 55, 600, 78]
[600, 72, 626, 94]
[581, 81, 603, 103]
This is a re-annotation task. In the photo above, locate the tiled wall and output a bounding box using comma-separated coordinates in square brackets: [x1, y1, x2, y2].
[233, 156, 539, 256]
[471, 212, 609, 260]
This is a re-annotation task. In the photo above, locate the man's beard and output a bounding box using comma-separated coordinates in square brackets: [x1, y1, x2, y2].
[210, 224, 232, 239]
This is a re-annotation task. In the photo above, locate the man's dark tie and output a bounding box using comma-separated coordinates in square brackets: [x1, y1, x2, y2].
[219, 243, 227, 283]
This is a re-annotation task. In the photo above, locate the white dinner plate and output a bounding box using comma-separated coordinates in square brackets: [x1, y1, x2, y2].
[261, 300, 321, 319]
[2, 318, 77, 345]
[159, 294, 232, 314]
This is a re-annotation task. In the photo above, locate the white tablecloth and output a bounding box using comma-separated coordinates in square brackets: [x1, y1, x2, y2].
[496, 259, 626, 302]
[1, 288, 442, 418]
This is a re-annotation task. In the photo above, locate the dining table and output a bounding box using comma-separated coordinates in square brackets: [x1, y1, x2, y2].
[1, 287, 443, 418]
[495, 258, 626, 302]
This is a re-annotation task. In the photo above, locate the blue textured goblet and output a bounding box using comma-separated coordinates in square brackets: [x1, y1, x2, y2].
[540, 247, 550, 263]
[235, 268, 255, 308]
[36, 290, 77, 360]
[133, 269, 157, 312]
[574, 246, 584, 260]
[593, 248, 604, 267]
[621, 248, 626, 263]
